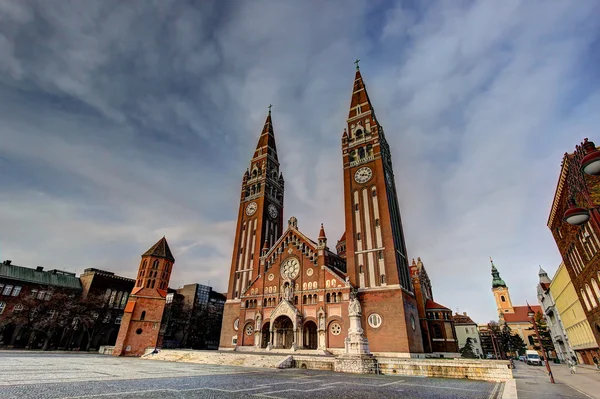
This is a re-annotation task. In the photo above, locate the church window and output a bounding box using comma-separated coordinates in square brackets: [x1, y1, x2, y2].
[432, 324, 443, 339]
[355, 128, 363, 139]
[257, 183, 261, 192]
[153, 260, 159, 269]
[592, 279, 600, 301]
[378, 252, 383, 260]
[332, 293, 337, 302]
[349, 151, 356, 162]
[330, 322, 342, 336]
[380, 275, 386, 285]
[142, 260, 147, 269]
[233, 318, 239, 330]
[140, 311, 146, 321]
[250, 253, 254, 260]
[121, 293, 128, 308]
[108, 291, 117, 307]
[354, 204, 359, 211]
[252, 169, 258, 178]
[245, 324, 254, 336]
[359, 265, 364, 274]
[367, 144, 373, 157]
[104, 288, 112, 304]
[263, 298, 267, 307]
[115, 292, 123, 308]
[375, 218, 380, 227]
[303, 295, 307, 305]
[372, 189, 377, 197]
[368, 313, 382, 328]
[337, 292, 342, 302]
[501, 296, 506, 302]
[586, 284, 597, 308]
[410, 315, 416, 331]
[327, 293, 331, 303]
[357, 233, 361, 240]
[358, 147, 365, 159]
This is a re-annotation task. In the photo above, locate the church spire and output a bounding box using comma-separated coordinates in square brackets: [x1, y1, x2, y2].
[253, 106, 278, 160]
[490, 258, 507, 288]
[347, 63, 377, 121]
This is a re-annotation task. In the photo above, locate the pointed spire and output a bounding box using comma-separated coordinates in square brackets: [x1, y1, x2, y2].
[253, 107, 277, 160]
[318, 223, 327, 240]
[143, 236, 175, 262]
[538, 265, 551, 284]
[490, 257, 506, 288]
[348, 64, 376, 120]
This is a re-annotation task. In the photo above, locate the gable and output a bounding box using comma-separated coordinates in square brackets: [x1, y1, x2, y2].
[263, 226, 319, 270]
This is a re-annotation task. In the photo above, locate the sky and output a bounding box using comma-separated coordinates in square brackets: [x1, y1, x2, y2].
[1, 0, 599, 324]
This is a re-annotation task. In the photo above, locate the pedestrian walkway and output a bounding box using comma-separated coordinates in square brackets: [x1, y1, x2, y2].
[551, 362, 600, 399]
[512, 361, 597, 399]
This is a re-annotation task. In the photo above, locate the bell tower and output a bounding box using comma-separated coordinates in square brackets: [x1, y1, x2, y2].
[219, 108, 284, 349]
[113, 237, 174, 357]
[491, 258, 514, 318]
[340, 62, 423, 353]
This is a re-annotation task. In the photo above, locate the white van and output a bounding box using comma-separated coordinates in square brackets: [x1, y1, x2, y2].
[526, 350, 542, 366]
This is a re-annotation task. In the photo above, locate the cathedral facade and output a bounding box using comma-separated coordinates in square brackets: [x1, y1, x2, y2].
[219, 66, 442, 355]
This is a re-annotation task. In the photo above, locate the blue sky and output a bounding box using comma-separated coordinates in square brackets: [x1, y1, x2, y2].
[1, 0, 599, 324]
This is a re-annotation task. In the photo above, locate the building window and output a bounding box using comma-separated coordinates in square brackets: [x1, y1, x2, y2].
[330, 322, 342, 336]
[410, 314, 416, 331]
[2, 285, 13, 296]
[37, 290, 45, 300]
[10, 286, 21, 296]
[153, 260, 159, 269]
[142, 260, 147, 269]
[501, 296, 506, 302]
[0, 302, 5, 314]
[108, 291, 117, 307]
[357, 233, 361, 240]
[140, 311, 146, 321]
[368, 313, 382, 328]
[354, 204, 359, 211]
[581, 289, 592, 311]
[586, 284, 598, 308]
[31, 289, 38, 298]
[233, 318, 239, 331]
[432, 324, 443, 339]
[115, 315, 122, 325]
[375, 218, 380, 227]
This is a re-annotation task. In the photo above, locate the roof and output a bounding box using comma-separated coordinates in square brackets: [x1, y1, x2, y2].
[425, 299, 450, 311]
[453, 313, 477, 325]
[337, 231, 346, 243]
[253, 111, 278, 160]
[348, 69, 376, 121]
[504, 305, 542, 323]
[143, 237, 175, 262]
[0, 263, 82, 290]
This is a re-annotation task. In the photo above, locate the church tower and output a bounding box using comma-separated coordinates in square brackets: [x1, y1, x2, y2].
[341, 63, 423, 353]
[491, 258, 514, 318]
[113, 237, 175, 356]
[219, 109, 284, 348]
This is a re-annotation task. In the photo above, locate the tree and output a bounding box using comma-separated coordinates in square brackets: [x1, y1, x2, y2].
[510, 333, 527, 356]
[459, 337, 478, 359]
[72, 293, 106, 351]
[530, 311, 555, 357]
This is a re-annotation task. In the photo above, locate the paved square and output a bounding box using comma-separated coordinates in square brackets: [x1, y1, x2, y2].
[0, 352, 504, 398]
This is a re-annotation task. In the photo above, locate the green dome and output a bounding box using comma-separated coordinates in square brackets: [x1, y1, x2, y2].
[491, 261, 507, 288]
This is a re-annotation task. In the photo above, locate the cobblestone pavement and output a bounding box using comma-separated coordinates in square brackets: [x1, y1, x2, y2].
[0, 352, 504, 399]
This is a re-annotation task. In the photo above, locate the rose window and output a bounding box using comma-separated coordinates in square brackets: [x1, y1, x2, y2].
[245, 324, 254, 336]
[330, 322, 342, 336]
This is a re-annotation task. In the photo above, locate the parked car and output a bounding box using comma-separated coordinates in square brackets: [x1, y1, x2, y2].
[519, 355, 526, 362]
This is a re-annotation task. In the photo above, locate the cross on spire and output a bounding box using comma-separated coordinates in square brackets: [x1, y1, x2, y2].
[268, 104, 273, 114]
[354, 58, 360, 70]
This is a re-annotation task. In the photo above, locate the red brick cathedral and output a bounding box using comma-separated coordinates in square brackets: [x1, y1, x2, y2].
[219, 66, 456, 355]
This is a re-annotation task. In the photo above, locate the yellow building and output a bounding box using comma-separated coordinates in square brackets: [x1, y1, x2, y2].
[551, 262, 599, 364]
[491, 259, 539, 351]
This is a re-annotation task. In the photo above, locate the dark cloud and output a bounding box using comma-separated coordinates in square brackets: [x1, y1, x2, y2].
[1, 0, 599, 323]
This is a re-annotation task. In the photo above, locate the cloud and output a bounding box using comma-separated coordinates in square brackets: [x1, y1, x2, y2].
[1, 0, 599, 324]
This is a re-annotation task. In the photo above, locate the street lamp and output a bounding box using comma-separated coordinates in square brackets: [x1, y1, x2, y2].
[581, 139, 600, 175]
[527, 304, 555, 384]
[564, 198, 590, 226]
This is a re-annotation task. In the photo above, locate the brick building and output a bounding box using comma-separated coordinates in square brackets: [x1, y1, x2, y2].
[410, 258, 458, 354]
[78, 268, 135, 349]
[219, 66, 451, 356]
[113, 237, 174, 356]
[0, 260, 81, 348]
[547, 139, 600, 363]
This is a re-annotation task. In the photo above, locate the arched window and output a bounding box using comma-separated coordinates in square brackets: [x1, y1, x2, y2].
[153, 260, 159, 269]
[338, 292, 342, 302]
[349, 151, 356, 162]
[358, 147, 365, 159]
[108, 291, 117, 307]
[104, 289, 112, 304]
[151, 280, 156, 289]
[121, 293, 128, 308]
[252, 168, 258, 178]
[381, 275, 386, 285]
[327, 293, 331, 303]
[263, 298, 267, 307]
[581, 289, 592, 311]
[359, 265, 364, 274]
[355, 129, 363, 139]
[303, 295, 307, 305]
[592, 279, 600, 301]
[586, 284, 597, 308]
[501, 296, 506, 302]
[257, 183, 261, 192]
[142, 260, 147, 269]
[366, 144, 373, 157]
[140, 311, 146, 321]
[332, 293, 337, 303]
[115, 292, 123, 308]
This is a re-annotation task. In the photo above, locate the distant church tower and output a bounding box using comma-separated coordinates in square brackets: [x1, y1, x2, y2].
[340, 63, 423, 353]
[490, 258, 514, 320]
[113, 237, 175, 356]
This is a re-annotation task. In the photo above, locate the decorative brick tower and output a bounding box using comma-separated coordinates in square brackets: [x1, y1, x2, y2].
[219, 108, 285, 348]
[341, 63, 424, 353]
[112, 237, 175, 356]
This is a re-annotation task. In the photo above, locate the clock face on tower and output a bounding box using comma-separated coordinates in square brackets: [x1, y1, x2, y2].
[245, 202, 257, 216]
[354, 166, 373, 184]
[268, 204, 278, 219]
[280, 257, 300, 280]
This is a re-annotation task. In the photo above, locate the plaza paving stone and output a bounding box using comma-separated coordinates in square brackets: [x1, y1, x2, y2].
[0, 352, 504, 398]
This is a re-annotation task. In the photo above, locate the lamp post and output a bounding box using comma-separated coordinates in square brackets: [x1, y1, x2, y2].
[528, 304, 555, 384]
[564, 138, 600, 226]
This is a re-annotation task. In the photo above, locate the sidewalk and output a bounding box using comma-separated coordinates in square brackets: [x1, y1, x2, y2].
[511, 361, 598, 399]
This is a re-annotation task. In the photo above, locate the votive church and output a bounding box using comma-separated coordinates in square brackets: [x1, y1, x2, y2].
[219, 65, 457, 356]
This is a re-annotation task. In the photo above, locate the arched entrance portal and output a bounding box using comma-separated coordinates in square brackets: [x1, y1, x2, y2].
[261, 322, 270, 348]
[273, 316, 294, 349]
[303, 321, 317, 349]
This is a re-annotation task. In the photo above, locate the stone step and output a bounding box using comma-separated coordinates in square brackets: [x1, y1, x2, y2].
[144, 350, 291, 368]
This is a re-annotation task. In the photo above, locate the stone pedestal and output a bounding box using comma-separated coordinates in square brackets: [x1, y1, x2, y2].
[335, 354, 377, 374]
[344, 313, 370, 355]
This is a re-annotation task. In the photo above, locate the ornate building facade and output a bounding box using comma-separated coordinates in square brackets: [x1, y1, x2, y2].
[219, 66, 452, 355]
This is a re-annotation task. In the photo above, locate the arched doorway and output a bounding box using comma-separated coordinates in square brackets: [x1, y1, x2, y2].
[273, 316, 294, 349]
[303, 321, 317, 349]
[261, 322, 270, 348]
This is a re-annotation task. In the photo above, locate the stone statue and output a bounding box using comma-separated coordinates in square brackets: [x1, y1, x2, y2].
[256, 313, 262, 330]
[319, 314, 325, 330]
[349, 295, 361, 317]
